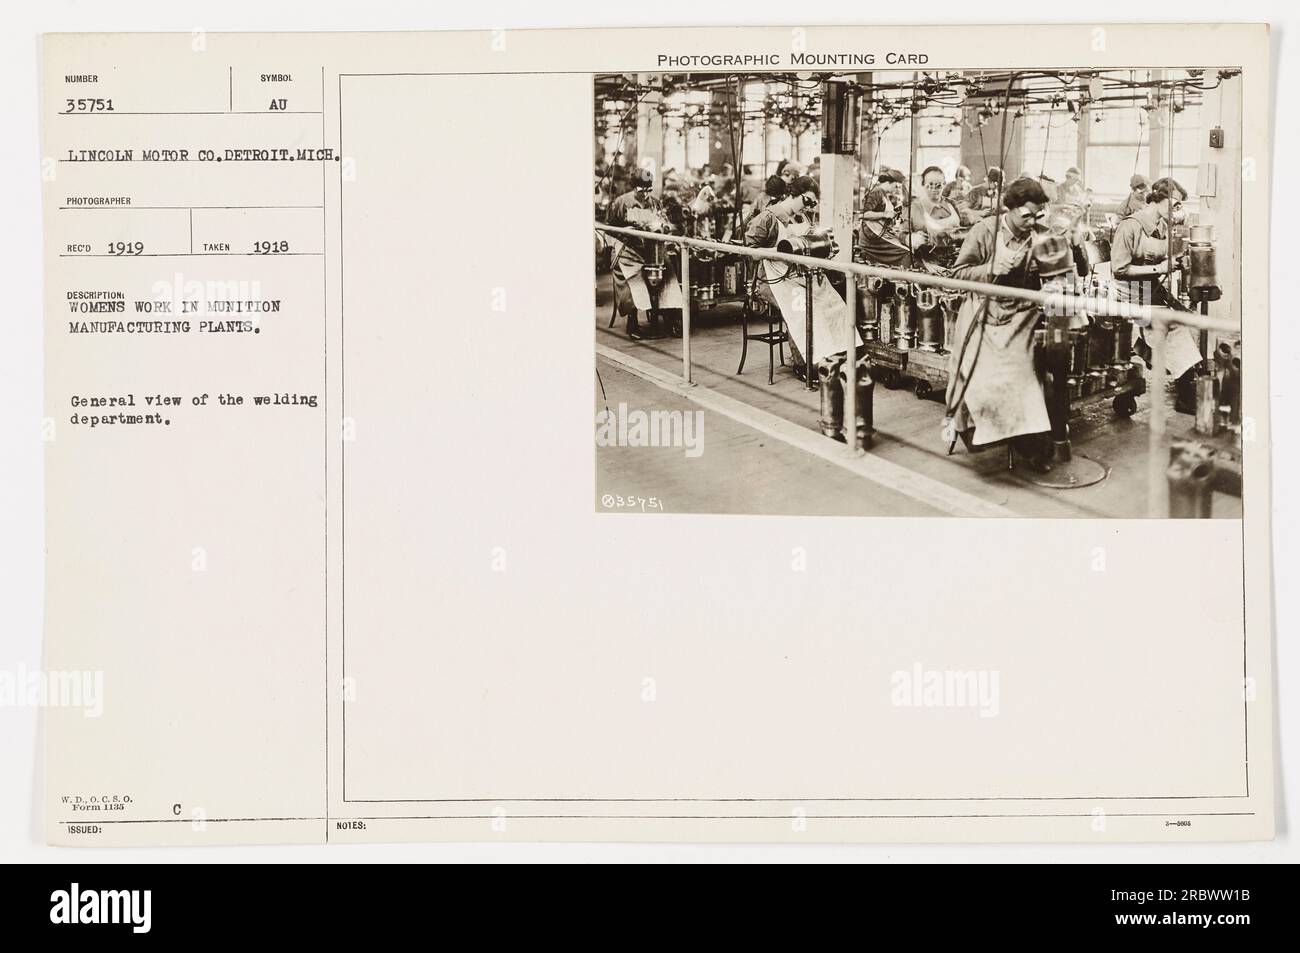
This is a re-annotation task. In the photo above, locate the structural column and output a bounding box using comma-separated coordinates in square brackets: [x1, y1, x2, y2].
[1197, 73, 1242, 332]
[634, 73, 666, 195]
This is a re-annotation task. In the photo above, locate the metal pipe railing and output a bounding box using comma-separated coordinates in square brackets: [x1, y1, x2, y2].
[597, 223, 1240, 335]
[598, 223, 1241, 516]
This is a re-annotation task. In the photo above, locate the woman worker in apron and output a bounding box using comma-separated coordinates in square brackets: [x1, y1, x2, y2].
[606, 168, 685, 340]
[743, 176, 858, 380]
[856, 169, 912, 268]
[944, 177, 1055, 472]
[1109, 177, 1202, 414]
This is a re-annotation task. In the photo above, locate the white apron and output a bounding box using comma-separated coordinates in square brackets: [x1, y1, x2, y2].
[761, 221, 858, 365]
[1104, 273, 1204, 379]
[944, 222, 1052, 447]
[610, 240, 684, 314]
[1157, 325, 1203, 378]
[946, 292, 1052, 446]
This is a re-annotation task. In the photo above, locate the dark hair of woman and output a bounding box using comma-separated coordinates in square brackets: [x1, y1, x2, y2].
[1001, 177, 1049, 210]
[1146, 177, 1187, 205]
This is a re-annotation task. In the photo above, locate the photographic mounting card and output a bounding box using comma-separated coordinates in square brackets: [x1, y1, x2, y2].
[40, 24, 1273, 845]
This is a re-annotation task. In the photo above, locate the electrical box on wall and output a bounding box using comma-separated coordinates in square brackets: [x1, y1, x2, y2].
[1209, 126, 1225, 148]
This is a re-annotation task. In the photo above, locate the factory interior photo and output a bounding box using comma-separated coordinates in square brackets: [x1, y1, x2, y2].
[593, 68, 1245, 519]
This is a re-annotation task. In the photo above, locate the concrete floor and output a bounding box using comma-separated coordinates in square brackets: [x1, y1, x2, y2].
[596, 271, 1242, 519]
[597, 360, 945, 517]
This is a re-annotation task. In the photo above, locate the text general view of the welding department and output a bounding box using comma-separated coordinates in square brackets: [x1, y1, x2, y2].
[594, 68, 1243, 520]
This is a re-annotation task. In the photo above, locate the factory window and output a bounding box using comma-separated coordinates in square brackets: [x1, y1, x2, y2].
[599, 101, 633, 166]
[1159, 102, 1202, 212]
[1086, 106, 1151, 203]
[662, 110, 686, 175]
[687, 125, 711, 174]
[792, 127, 818, 162]
[741, 132, 765, 173]
[871, 118, 910, 177]
[738, 80, 806, 170]
[1085, 99, 1202, 212]
[1021, 105, 1080, 186]
[747, 81, 797, 173]
[745, 79, 820, 169]
[915, 110, 962, 182]
[741, 82, 770, 173]
[863, 78, 914, 178]
[659, 89, 712, 176]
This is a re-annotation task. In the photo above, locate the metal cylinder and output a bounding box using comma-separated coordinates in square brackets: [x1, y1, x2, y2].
[817, 354, 847, 438]
[941, 292, 962, 354]
[915, 288, 943, 352]
[1187, 225, 1220, 301]
[855, 280, 877, 336]
[894, 286, 916, 349]
[1194, 375, 1220, 435]
[1167, 442, 1216, 518]
[1110, 318, 1132, 364]
[839, 354, 875, 447]
[1031, 230, 1074, 279]
[820, 80, 860, 155]
[1188, 246, 1217, 292]
[777, 229, 835, 258]
[895, 313, 916, 350]
[917, 310, 943, 351]
[859, 277, 885, 339]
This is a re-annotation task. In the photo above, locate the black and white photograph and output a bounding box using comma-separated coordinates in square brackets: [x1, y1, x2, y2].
[595, 67, 1244, 518]
[0, 5, 1291, 895]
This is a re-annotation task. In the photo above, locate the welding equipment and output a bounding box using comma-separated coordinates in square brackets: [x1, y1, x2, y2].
[777, 227, 836, 259]
[1020, 306, 1109, 488]
[1029, 229, 1075, 280]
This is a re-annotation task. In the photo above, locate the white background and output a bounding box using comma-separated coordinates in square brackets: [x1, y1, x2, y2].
[1, 1, 1294, 863]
